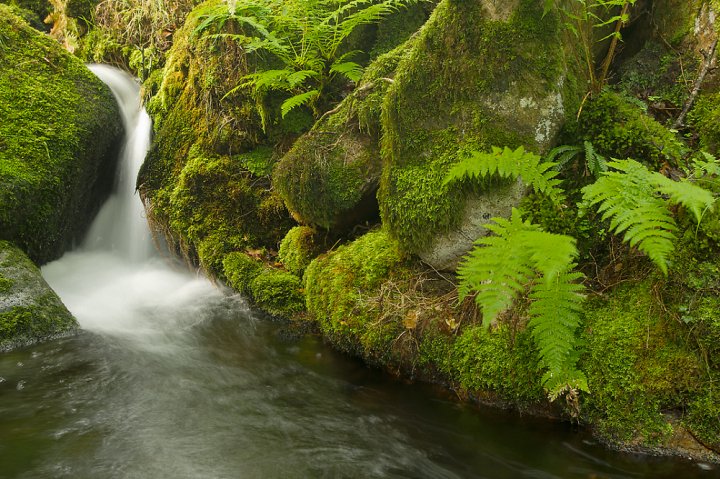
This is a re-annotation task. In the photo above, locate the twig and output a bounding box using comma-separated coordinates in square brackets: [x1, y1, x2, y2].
[673, 38, 719, 129]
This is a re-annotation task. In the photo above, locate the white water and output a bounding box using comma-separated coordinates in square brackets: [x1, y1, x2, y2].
[42, 65, 221, 336]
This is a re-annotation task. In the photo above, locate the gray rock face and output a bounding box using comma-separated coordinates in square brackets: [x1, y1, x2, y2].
[418, 179, 525, 271]
[0, 241, 77, 352]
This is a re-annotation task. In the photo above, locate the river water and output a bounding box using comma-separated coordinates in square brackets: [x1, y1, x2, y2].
[0, 66, 715, 478]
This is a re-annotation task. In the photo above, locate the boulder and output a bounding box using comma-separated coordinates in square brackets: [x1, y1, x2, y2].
[0, 241, 77, 351]
[379, 0, 586, 270]
[0, 5, 123, 264]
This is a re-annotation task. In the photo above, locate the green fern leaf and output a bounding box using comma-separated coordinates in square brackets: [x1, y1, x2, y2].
[281, 89, 319, 117]
[584, 140, 607, 177]
[652, 172, 715, 224]
[444, 146, 564, 203]
[582, 159, 676, 275]
[330, 61, 364, 83]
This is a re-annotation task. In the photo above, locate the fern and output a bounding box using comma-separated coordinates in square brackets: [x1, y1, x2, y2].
[444, 146, 564, 203]
[281, 89, 320, 117]
[457, 209, 587, 399]
[548, 140, 606, 177]
[582, 159, 715, 275]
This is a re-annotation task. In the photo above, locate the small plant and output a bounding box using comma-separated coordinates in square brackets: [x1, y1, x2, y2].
[547, 140, 607, 178]
[455, 209, 587, 400]
[214, 0, 419, 128]
[581, 158, 715, 275]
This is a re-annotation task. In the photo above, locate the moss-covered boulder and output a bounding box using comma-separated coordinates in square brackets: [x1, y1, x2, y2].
[379, 0, 585, 269]
[272, 42, 412, 231]
[0, 6, 123, 264]
[0, 241, 77, 351]
[277, 226, 324, 277]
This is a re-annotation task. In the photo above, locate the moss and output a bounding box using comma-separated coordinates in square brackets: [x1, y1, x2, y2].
[379, 0, 584, 254]
[581, 281, 703, 445]
[689, 92, 720, 155]
[0, 6, 123, 264]
[577, 91, 685, 169]
[0, 240, 77, 350]
[277, 226, 323, 277]
[686, 384, 720, 452]
[139, 1, 295, 279]
[304, 229, 406, 357]
[652, 0, 704, 47]
[250, 269, 305, 317]
[163, 149, 293, 277]
[0, 0, 51, 31]
[222, 251, 263, 296]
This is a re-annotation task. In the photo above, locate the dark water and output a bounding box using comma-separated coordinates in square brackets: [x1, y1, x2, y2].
[0, 294, 715, 478]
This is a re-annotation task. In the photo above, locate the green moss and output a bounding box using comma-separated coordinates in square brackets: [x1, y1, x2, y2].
[0, 0, 51, 31]
[581, 281, 702, 445]
[379, 0, 584, 253]
[686, 384, 720, 452]
[277, 226, 323, 277]
[222, 251, 263, 296]
[0, 6, 123, 264]
[139, 1, 295, 278]
[0, 274, 12, 293]
[418, 320, 545, 405]
[652, 0, 703, 47]
[250, 269, 305, 317]
[577, 91, 685, 169]
[304, 229, 406, 357]
[689, 92, 720, 155]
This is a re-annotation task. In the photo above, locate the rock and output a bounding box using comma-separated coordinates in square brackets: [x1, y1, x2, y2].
[418, 179, 525, 271]
[0, 5, 124, 264]
[379, 0, 587, 270]
[0, 241, 77, 351]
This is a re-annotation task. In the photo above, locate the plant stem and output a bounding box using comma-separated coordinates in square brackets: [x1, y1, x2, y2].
[596, 1, 631, 91]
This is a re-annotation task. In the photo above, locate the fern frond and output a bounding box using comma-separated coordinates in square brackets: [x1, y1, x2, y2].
[529, 269, 587, 397]
[286, 69, 320, 87]
[652, 172, 715, 224]
[444, 146, 564, 203]
[457, 208, 586, 400]
[547, 144, 581, 169]
[330, 61, 364, 82]
[582, 159, 676, 274]
[281, 89, 319, 117]
[584, 140, 607, 177]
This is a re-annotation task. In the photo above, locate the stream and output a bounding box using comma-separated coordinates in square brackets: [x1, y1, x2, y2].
[0, 66, 716, 478]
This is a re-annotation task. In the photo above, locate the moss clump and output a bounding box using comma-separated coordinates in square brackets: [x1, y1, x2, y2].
[379, 0, 584, 254]
[304, 229, 406, 356]
[0, 6, 123, 264]
[277, 226, 323, 277]
[581, 281, 703, 445]
[0, 240, 77, 351]
[577, 91, 685, 169]
[250, 269, 305, 317]
[223, 251, 263, 296]
[689, 92, 720, 155]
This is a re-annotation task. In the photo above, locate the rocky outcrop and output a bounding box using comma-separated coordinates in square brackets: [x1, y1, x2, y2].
[0, 5, 123, 265]
[378, 0, 586, 270]
[0, 241, 77, 351]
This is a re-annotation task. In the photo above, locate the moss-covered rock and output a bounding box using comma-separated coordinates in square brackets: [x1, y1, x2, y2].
[250, 269, 305, 317]
[272, 43, 412, 231]
[0, 240, 77, 351]
[223, 251, 264, 296]
[304, 229, 407, 358]
[277, 226, 324, 277]
[379, 0, 586, 266]
[139, 1, 296, 277]
[0, 6, 123, 264]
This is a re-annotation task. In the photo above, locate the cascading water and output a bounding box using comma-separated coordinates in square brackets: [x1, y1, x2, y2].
[0, 66, 713, 478]
[41, 65, 222, 335]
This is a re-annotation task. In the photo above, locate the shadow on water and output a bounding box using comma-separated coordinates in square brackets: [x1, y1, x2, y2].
[0, 66, 716, 478]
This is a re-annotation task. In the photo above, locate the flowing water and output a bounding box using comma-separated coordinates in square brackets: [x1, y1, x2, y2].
[0, 66, 716, 478]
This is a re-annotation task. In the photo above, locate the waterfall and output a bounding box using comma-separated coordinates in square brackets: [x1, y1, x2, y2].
[42, 65, 220, 335]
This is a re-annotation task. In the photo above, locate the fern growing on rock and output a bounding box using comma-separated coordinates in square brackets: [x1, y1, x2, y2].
[456, 209, 587, 400]
[582, 159, 715, 275]
[444, 146, 564, 203]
